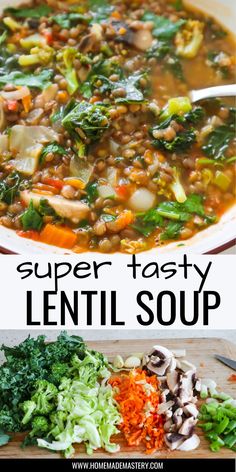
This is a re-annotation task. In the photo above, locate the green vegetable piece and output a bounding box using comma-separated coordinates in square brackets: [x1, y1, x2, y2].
[161, 97, 192, 121]
[38, 199, 57, 218]
[21, 200, 43, 232]
[62, 100, 110, 142]
[0, 31, 8, 45]
[32, 380, 58, 415]
[88, 0, 114, 24]
[213, 171, 232, 191]
[52, 13, 90, 29]
[85, 182, 98, 203]
[5, 5, 52, 18]
[215, 417, 229, 434]
[161, 221, 183, 240]
[142, 11, 185, 40]
[0, 69, 53, 90]
[0, 172, 20, 205]
[202, 108, 235, 160]
[30, 416, 50, 438]
[21, 400, 37, 425]
[40, 142, 66, 164]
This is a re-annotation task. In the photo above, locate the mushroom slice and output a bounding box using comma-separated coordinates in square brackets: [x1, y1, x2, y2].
[164, 420, 174, 432]
[167, 371, 179, 394]
[112, 21, 153, 50]
[167, 356, 177, 372]
[157, 400, 175, 415]
[178, 417, 196, 436]
[147, 345, 173, 376]
[177, 359, 197, 373]
[178, 370, 195, 404]
[177, 434, 200, 451]
[20, 191, 90, 224]
[183, 403, 199, 418]
[164, 433, 184, 450]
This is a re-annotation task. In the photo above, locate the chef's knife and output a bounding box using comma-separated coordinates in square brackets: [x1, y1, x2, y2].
[215, 354, 236, 371]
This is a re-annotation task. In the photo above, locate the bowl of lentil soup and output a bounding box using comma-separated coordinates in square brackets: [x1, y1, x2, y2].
[0, 0, 235, 254]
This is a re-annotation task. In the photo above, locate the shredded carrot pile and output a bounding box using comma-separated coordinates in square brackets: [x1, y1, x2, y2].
[110, 369, 164, 454]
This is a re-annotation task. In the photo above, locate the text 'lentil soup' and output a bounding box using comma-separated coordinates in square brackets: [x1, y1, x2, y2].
[0, 0, 235, 253]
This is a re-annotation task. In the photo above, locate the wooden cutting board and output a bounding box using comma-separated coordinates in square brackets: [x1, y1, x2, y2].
[0, 338, 235, 459]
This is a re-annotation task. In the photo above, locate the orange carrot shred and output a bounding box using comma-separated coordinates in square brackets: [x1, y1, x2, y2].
[110, 369, 164, 454]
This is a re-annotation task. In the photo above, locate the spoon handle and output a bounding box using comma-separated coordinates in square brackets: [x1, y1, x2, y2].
[190, 84, 236, 103]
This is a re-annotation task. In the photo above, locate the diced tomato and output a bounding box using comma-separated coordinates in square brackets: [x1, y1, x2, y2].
[43, 178, 64, 190]
[7, 100, 18, 112]
[43, 30, 53, 45]
[115, 185, 129, 199]
[17, 230, 40, 241]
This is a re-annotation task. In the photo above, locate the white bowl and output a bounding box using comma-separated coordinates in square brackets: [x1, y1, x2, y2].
[0, 0, 235, 254]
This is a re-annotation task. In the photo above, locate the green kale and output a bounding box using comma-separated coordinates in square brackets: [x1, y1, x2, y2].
[132, 209, 164, 237]
[202, 107, 235, 160]
[0, 69, 53, 90]
[80, 58, 123, 99]
[0, 172, 21, 205]
[52, 13, 90, 29]
[20, 200, 43, 231]
[62, 100, 110, 142]
[85, 181, 99, 204]
[147, 41, 184, 81]
[142, 11, 185, 40]
[0, 47, 19, 76]
[0, 332, 86, 433]
[88, 0, 114, 24]
[133, 194, 209, 239]
[4, 5, 52, 18]
[40, 142, 66, 164]
[38, 199, 57, 218]
[160, 221, 183, 240]
[151, 107, 204, 152]
[207, 51, 231, 78]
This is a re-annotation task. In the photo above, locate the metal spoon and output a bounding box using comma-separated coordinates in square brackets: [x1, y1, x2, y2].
[189, 83, 236, 103]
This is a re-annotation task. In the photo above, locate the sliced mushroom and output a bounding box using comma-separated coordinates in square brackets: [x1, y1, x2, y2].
[167, 371, 179, 394]
[147, 345, 173, 376]
[112, 21, 153, 51]
[183, 403, 199, 418]
[164, 419, 174, 432]
[157, 400, 175, 415]
[167, 356, 177, 372]
[78, 24, 103, 53]
[178, 371, 195, 404]
[178, 417, 196, 436]
[177, 359, 197, 373]
[161, 389, 170, 403]
[177, 434, 200, 451]
[164, 433, 184, 450]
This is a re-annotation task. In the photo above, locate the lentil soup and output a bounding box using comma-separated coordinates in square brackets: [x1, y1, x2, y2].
[0, 0, 235, 253]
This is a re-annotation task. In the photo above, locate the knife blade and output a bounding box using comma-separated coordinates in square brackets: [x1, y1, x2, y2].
[215, 354, 236, 371]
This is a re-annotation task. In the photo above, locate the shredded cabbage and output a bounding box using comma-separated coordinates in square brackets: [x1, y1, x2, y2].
[37, 350, 121, 457]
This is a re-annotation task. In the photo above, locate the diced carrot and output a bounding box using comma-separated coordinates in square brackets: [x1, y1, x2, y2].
[111, 10, 121, 20]
[33, 183, 59, 194]
[64, 177, 86, 190]
[42, 178, 64, 190]
[7, 100, 18, 112]
[109, 370, 164, 454]
[40, 224, 77, 249]
[22, 94, 32, 113]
